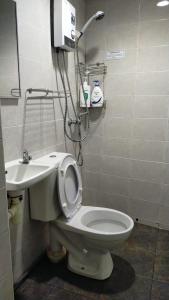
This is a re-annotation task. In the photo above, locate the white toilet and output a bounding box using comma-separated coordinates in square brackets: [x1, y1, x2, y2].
[30, 152, 134, 280]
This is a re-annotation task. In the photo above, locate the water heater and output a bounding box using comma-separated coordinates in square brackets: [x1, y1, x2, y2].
[51, 0, 76, 51]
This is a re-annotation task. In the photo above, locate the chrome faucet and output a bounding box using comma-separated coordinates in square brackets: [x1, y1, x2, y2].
[22, 150, 32, 164]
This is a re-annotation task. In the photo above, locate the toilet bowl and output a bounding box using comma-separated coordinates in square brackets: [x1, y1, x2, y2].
[57, 206, 133, 251]
[30, 152, 134, 280]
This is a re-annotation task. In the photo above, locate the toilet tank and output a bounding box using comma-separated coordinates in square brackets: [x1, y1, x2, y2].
[29, 152, 68, 222]
[30, 170, 61, 221]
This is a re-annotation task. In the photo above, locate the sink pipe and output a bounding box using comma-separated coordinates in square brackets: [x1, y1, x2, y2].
[8, 191, 23, 224]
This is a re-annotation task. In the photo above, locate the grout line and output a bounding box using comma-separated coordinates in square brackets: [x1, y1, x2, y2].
[149, 225, 160, 299]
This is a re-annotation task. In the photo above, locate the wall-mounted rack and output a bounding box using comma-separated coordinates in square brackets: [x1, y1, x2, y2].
[25, 88, 70, 100]
[78, 62, 107, 77]
[77, 62, 107, 108]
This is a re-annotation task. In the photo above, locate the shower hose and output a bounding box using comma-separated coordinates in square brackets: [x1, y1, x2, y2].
[56, 45, 89, 166]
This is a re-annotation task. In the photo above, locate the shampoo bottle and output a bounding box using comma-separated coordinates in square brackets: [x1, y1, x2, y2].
[91, 80, 103, 107]
[80, 78, 91, 108]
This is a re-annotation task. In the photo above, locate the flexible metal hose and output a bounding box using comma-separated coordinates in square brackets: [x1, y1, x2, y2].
[62, 51, 84, 165]
[56, 51, 87, 144]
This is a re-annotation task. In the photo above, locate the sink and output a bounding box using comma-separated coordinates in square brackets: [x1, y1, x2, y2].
[5, 160, 55, 191]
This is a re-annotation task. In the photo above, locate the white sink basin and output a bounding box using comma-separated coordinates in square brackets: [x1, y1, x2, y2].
[5, 160, 55, 191]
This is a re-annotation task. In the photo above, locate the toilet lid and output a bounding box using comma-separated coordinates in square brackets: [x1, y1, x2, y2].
[58, 155, 82, 218]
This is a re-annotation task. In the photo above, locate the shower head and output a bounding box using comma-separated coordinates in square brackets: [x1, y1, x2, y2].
[78, 11, 105, 41]
[95, 11, 105, 20]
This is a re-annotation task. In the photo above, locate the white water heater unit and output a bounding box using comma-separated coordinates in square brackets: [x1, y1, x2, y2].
[51, 0, 76, 51]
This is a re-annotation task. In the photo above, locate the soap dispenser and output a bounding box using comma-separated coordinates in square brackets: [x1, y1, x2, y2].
[91, 80, 103, 107]
[80, 77, 91, 107]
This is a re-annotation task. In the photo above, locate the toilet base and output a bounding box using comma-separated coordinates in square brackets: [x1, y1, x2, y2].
[68, 250, 113, 280]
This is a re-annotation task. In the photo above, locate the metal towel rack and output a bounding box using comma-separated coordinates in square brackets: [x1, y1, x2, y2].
[25, 88, 71, 100]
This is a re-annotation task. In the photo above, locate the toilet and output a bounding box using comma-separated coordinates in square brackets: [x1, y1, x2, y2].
[30, 152, 134, 280]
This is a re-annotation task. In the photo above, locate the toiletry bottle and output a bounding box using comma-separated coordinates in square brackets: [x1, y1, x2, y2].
[91, 80, 103, 107]
[80, 77, 91, 107]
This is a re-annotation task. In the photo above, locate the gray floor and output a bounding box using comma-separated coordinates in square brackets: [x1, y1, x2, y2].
[15, 223, 169, 300]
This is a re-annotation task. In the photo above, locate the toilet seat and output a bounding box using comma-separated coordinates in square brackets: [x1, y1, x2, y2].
[58, 155, 82, 218]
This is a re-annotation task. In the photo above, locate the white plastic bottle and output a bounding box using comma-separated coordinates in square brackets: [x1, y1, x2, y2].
[80, 78, 91, 108]
[91, 80, 103, 107]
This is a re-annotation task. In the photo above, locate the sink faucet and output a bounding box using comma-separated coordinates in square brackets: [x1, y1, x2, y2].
[22, 150, 32, 164]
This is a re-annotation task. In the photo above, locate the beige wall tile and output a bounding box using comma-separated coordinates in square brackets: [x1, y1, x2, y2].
[85, 29, 106, 53]
[88, 189, 129, 214]
[106, 0, 140, 25]
[133, 118, 168, 141]
[82, 188, 98, 206]
[1, 99, 18, 128]
[83, 171, 100, 190]
[164, 142, 169, 163]
[137, 46, 169, 72]
[136, 72, 169, 95]
[104, 117, 132, 138]
[163, 163, 169, 183]
[130, 160, 165, 183]
[83, 135, 103, 155]
[158, 205, 169, 229]
[84, 154, 102, 173]
[131, 139, 165, 162]
[100, 173, 129, 196]
[134, 96, 169, 118]
[105, 73, 135, 96]
[161, 184, 169, 206]
[102, 137, 130, 158]
[86, 49, 106, 64]
[106, 96, 133, 117]
[106, 23, 138, 50]
[140, 0, 169, 22]
[106, 49, 137, 75]
[139, 20, 169, 47]
[129, 179, 162, 203]
[101, 155, 131, 178]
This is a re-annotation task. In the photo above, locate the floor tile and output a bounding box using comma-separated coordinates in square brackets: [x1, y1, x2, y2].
[156, 229, 169, 255]
[46, 288, 92, 300]
[100, 276, 152, 300]
[113, 246, 155, 279]
[154, 253, 169, 283]
[16, 287, 92, 300]
[126, 223, 158, 253]
[151, 280, 169, 300]
[15, 279, 52, 300]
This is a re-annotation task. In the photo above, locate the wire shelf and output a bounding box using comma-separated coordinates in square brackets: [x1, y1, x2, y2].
[78, 62, 107, 77]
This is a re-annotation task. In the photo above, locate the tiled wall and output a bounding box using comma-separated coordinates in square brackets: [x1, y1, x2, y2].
[84, 0, 169, 229]
[0, 0, 85, 283]
[0, 112, 14, 299]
